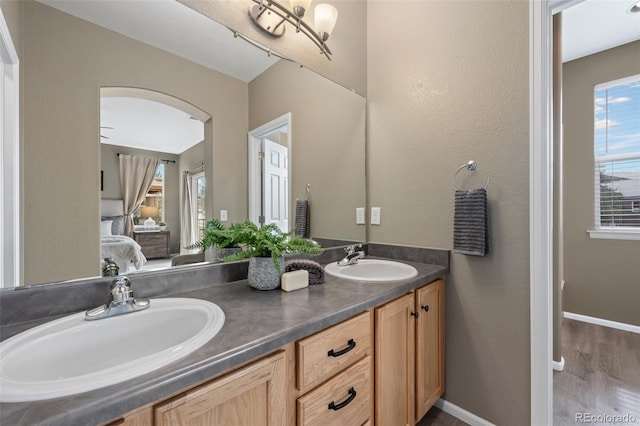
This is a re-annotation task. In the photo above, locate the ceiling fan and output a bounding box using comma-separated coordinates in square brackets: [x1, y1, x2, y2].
[100, 126, 114, 139]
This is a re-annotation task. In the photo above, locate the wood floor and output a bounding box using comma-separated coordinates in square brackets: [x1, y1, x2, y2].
[416, 407, 469, 426]
[554, 318, 640, 425]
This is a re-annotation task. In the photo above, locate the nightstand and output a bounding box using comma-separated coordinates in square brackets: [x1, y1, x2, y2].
[133, 230, 170, 259]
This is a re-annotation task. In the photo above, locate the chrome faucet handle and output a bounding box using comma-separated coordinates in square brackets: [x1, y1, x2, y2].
[109, 276, 133, 305]
[344, 244, 363, 255]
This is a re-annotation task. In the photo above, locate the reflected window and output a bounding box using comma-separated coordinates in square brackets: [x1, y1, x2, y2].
[136, 163, 165, 223]
[191, 172, 206, 239]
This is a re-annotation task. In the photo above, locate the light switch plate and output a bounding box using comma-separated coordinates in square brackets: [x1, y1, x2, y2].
[356, 207, 365, 224]
[371, 207, 381, 225]
[220, 210, 228, 221]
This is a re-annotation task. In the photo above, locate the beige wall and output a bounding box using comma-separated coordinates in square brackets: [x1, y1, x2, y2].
[100, 144, 181, 253]
[21, 1, 248, 285]
[563, 41, 640, 326]
[249, 60, 366, 242]
[367, 1, 530, 424]
[179, 0, 367, 96]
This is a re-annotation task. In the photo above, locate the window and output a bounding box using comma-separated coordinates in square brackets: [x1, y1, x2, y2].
[136, 163, 165, 223]
[590, 74, 640, 240]
[191, 172, 206, 239]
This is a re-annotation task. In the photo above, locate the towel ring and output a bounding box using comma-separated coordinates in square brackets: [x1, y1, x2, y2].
[452, 160, 490, 191]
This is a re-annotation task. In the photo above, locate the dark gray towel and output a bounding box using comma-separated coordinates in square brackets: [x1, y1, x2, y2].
[453, 188, 488, 256]
[285, 259, 324, 284]
[294, 199, 310, 238]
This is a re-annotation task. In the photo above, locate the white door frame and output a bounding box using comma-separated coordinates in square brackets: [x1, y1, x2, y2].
[248, 113, 292, 228]
[529, 1, 584, 424]
[0, 8, 20, 287]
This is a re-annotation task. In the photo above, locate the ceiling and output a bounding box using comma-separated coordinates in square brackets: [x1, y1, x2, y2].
[562, 0, 640, 62]
[44, 0, 640, 151]
[100, 97, 204, 155]
[38, 0, 279, 154]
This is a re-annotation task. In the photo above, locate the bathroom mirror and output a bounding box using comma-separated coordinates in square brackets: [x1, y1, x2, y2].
[11, 0, 365, 288]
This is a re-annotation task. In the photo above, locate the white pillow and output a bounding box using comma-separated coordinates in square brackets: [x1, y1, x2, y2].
[100, 220, 113, 237]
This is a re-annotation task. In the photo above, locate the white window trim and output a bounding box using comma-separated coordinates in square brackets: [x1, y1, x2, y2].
[1, 8, 20, 288]
[588, 229, 640, 240]
[592, 76, 640, 240]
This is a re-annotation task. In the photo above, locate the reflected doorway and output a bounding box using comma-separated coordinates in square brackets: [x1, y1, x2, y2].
[248, 113, 292, 233]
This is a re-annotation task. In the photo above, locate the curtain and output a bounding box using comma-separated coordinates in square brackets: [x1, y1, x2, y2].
[181, 171, 197, 253]
[119, 154, 160, 236]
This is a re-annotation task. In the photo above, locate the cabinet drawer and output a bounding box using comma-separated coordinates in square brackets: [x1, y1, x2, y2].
[137, 233, 167, 245]
[297, 311, 370, 391]
[297, 356, 371, 426]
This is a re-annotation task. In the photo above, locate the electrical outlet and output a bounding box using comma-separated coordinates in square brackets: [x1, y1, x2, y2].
[220, 210, 228, 221]
[371, 207, 381, 225]
[356, 207, 365, 224]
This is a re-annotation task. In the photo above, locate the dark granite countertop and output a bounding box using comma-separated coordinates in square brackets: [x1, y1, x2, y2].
[0, 257, 446, 426]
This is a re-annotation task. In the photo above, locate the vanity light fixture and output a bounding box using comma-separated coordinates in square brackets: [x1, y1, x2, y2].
[248, 0, 338, 60]
[628, 0, 640, 13]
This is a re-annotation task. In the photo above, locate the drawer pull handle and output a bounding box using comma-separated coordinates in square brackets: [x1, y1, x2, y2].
[410, 311, 419, 318]
[328, 387, 356, 411]
[421, 305, 429, 312]
[327, 339, 356, 357]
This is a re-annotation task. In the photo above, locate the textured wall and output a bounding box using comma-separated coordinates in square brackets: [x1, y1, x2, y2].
[563, 41, 640, 326]
[21, 1, 248, 285]
[367, 1, 530, 423]
[249, 60, 366, 242]
[179, 0, 367, 96]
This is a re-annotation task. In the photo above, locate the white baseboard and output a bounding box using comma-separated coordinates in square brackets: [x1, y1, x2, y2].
[563, 312, 640, 334]
[552, 356, 565, 372]
[435, 398, 495, 426]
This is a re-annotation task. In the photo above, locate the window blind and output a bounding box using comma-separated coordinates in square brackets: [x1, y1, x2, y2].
[593, 74, 640, 230]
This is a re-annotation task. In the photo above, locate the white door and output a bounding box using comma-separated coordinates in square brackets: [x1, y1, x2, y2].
[263, 139, 289, 233]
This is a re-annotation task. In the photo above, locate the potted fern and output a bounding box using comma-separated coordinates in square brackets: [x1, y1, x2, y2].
[186, 219, 244, 263]
[223, 221, 323, 290]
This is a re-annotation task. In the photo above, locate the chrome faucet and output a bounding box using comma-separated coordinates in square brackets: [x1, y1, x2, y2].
[85, 276, 150, 320]
[337, 244, 366, 266]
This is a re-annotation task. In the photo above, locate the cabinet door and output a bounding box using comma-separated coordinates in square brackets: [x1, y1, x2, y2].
[154, 351, 286, 426]
[415, 279, 445, 421]
[374, 293, 415, 426]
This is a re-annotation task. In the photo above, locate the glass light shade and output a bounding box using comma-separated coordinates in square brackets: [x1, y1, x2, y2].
[315, 4, 338, 38]
[289, 0, 312, 16]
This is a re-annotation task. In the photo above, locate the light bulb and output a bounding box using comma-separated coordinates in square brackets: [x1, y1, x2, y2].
[315, 3, 338, 41]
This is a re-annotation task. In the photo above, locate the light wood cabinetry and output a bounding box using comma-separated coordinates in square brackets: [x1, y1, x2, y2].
[154, 351, 286, 426]
[296, 311, 373, 426]
[374, 293, 415, 426]
[415, 279, 445, 421]
[297, 356, 371, 426]
[297, 311, 370, 393]
[112, 277, 444, 426]
[375, 279, 445, 426]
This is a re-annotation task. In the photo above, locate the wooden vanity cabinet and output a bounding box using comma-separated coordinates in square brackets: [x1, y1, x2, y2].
[153, 351, 286, 426]
[110, 278, 445, 426]
[374, 278, 445, 426]
[295, 311, 373, 426]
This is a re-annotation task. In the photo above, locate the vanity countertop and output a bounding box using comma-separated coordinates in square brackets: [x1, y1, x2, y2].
[0, 258, 447, 426]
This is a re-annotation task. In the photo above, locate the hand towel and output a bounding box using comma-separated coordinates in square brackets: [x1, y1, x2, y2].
[285, 259, 324, 284]
[294, 199, 311, 238]
[453, 188, 488, 256]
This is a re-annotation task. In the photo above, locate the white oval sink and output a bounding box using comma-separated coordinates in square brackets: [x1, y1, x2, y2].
[0, 298, 224, 402]
[325, 259, 418, 282]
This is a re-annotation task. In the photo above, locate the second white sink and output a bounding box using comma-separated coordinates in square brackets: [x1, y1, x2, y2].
[0, 298, 224, 402]
[325, 259, 418, 282]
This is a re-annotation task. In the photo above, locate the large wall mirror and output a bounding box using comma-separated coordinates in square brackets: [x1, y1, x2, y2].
[12, 0, 365, 288]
